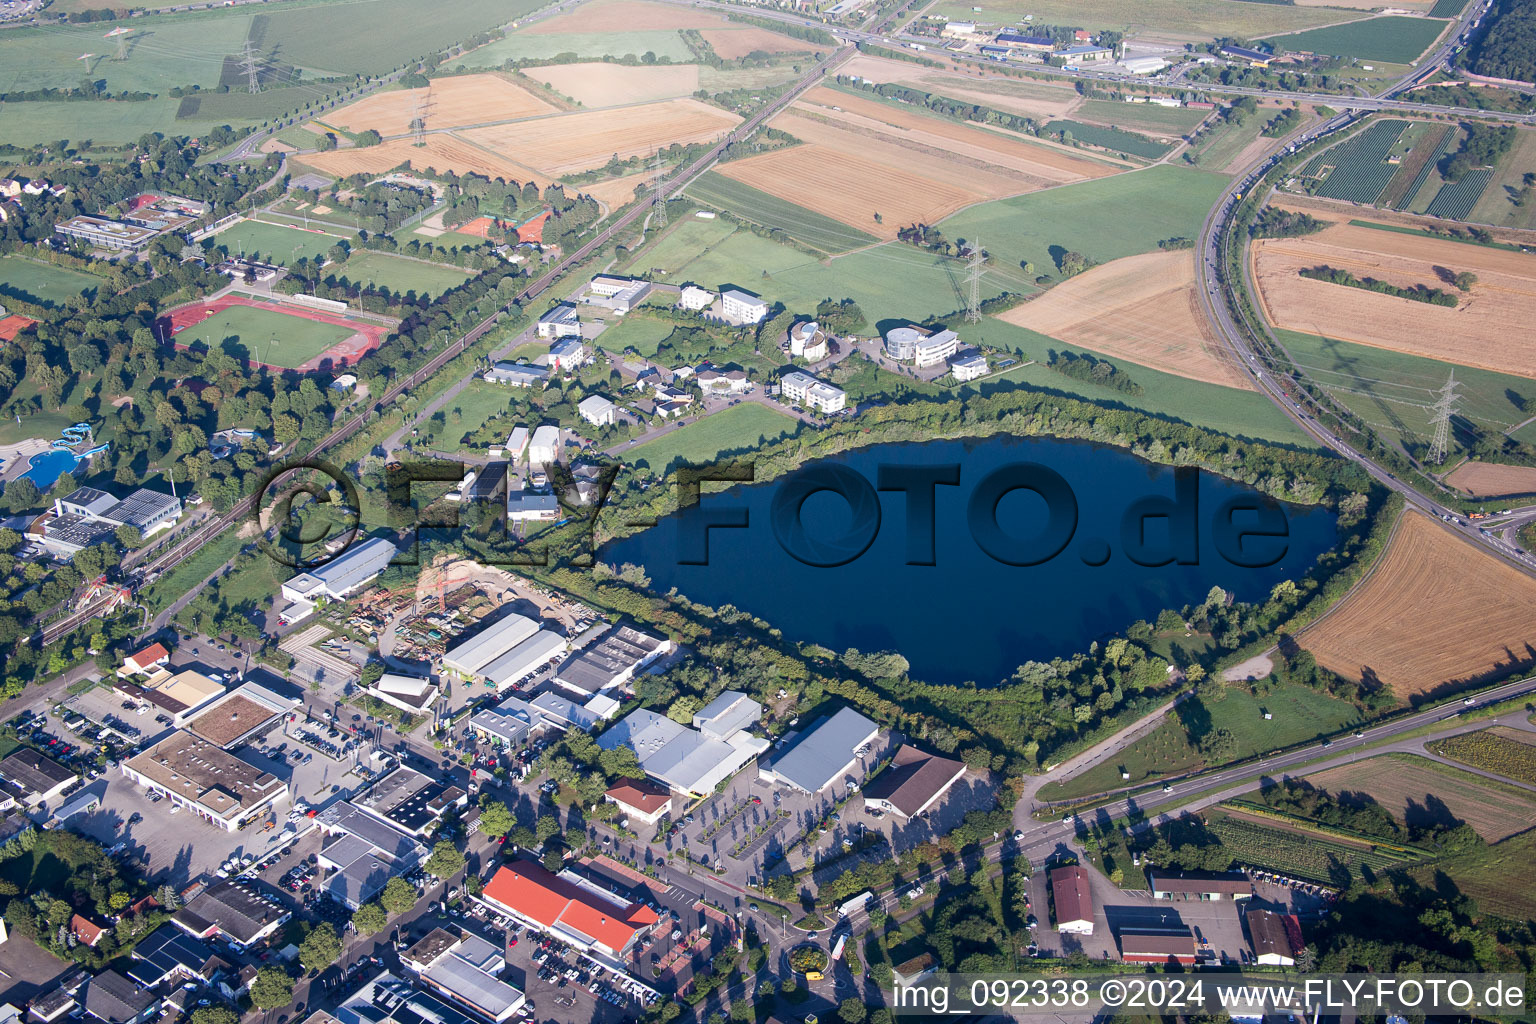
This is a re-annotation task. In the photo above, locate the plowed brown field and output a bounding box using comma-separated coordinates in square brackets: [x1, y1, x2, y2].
[1301, 511, 1536, 695]
[1251, 222, 1536, 378]
[1305, 755, 1536, 840]
[700, 26, 821, 58]
[1445, 460, 1536, 497]
[998, 250, 1253, 389]
[461, 98, 738, 176]
[532, 63, 699, 106]
[329, 74, 555, 136]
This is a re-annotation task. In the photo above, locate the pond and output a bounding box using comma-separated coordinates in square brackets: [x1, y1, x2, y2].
[603, 436, 1339, 686]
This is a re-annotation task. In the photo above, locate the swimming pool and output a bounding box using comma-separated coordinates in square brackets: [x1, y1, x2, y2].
[22, 449, 80, 490]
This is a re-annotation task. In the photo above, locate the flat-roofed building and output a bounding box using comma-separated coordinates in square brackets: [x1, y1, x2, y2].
[55, 216, 158, 252]
[553, 624, 672, 697]
[583, 275, 651, 315]
[185, 681, 297, 748]
[479, 858, 659, 960]
[536, 304, 581, 340]
[507, 492, 561, 522]
[1050, 865, 1094, 935]
[354, 766, 467, 838]
[758, 707, 877, 794]
[578, 395, 616, 427]
[779, 371, 846, 413]
[470, 699, 537, 749]
[334, 974, 502, 1024]
[80, 970, 159, 1024]
[721, 288, 769, 324]
[597, 708, 767, 797]
[442, 612, 541, 680]
[484, 362, 548, 388]
[1118, 926, 1196, 965]
[883, 325, 960, 367]
[118, 668, 225, 726]
[548, 336, 590, 372]
[528, 424, 561, 465]
[0, 748, 75, 808]
[281, 537, 397, 610]
[401, 928, 524, 1024]
[1246, 908, 1302, 966]
[1149, 870, 1252, 901]
[678, 285, 714, 311]
[949, 349, 989, 382]
[861, 744, 967, 821]
[506, 426, 530, 462]
[121, 732, 288, 832]
[367, 673, 440, 714]
[314, 801, 427, 908]
[481, 630, 568, 691]
[692, 690, 761, 742]
[172, 879, 290, 947]
[530, 690, 618, 733]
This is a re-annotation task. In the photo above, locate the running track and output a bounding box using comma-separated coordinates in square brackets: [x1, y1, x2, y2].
[157, 294, 389, 372]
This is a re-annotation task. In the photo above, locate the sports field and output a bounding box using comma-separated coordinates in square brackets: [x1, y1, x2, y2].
[1263, 15, 1449, 63]
[211, 220, 353, 265]
[0, 256, 102, 307]
[1277, 328, 1536, 455]
[334, 251, 475, 298]
[625, 403, 800, 471]
[1301, 510, 1536, 695]
[685, 172, 881, 254]
[924, 0, 1359, 42]
[940, 165, 1230, 290]
[169, 304, 355, 369]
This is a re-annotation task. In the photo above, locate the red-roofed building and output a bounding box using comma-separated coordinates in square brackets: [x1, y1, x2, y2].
[480, 859, 659, 959]
[0, 314, 36, 342]
[605, 779, 672, 828]
[1073, 29, 1092, 42]
[119, 643, 171, 677]
[71, 914, 107, 947]
[516, 210, 550, 245]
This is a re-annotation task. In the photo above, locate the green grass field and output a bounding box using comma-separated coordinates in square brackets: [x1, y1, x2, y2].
[0, 256, 102, 307]
[1041, 682, 1367, 800]
[686, 172, 881, 254]
[1264, 16, 1449, 63]
[1418, 827, 1536, 920]
[0, 98, 221, 147]
[422, 379, 516, 453]
[334, 250, 474, 298]
[940, 165, 1230, 290]
[1190, 114, 1267, 172]
[924, 0, 1358, 40]
[1076, 99, 1210, 136]
[173, 305, 354, 368]
[1469, 126, 1536, 230]
[447, 28, 694, 68]
[1041, 120, 1171, 159]
[1273, 328, 1535, 456]
[592, 316, 681, 358]
[208, 219, 352, 265]
[625, 403, 800, 471]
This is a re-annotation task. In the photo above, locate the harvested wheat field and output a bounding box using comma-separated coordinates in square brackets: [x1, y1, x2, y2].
[1445, 460, 1536, 497]
[835, 54, 1083, 120]
[1301, 510, 1536, 695]
[462, 99, 739, 176]
[1305, 754, 1536, 840]
[329, 74, 554, 136]
[718, 96, 1115, 238]
[299, 135, 545, 185]
[1252, 221, 1536, 378]
[1271, 195, 1536, 246]
[701, 26, 821, 58]
[998, 251, 1252, 389]
[526, 0, 730, 32]
[533, 63, 699, 106]
[581, 170, 654, 209]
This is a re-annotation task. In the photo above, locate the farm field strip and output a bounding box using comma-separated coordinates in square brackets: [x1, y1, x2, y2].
[1469, 127, 1536, 230]
[684, 171, 880, 253]
[328, 73, 555, 136]
[1302, 119, 1411, 205]
[521, 0, 732, 32]
[1425, 169, 1494, 221]
[1040, 119, 1171, 160]
[832, 55, 1083, 120]
[1444, 461, 1536, 497]
[701, 27, 821, 58]
[1305, 752, 1536, 840]
[1300, 510, 1536, 695]
[529, 63, 700, 106]
[298, 133, 547, 185]
[1380, 124, 1453, 210]
[923, 0, 1361, 42]
[1428, 728, 1536, 786]
[1259, 15, 1451, 64]
[1204, 811, 1407, 884]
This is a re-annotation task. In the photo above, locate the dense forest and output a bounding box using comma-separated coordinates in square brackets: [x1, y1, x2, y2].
[1465, 0, 1536, 82]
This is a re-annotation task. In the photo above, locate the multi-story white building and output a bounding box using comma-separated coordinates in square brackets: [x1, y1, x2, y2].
[721, 288, 769, 324]
[949, 349, 989, 381]
[678, 285, 715, 311]
[584, 275, 651, 314]
[884, 325, 961, 368]
[578, 394, 616, 427]
[780, 371, 846, 413]
[535, 304, 582, 339]
[789, 320, 829, 361]
[548, 336, 589, 372]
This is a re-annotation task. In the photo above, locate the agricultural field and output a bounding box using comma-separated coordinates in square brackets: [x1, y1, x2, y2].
[1298, 119, 1423, 206]
[717, 86, 1118, 240]
[582, 170, 657, 211]
[1250, 220, 1536, 378]
[0, 257, 102, 307]
[997, 250, 1252, 389]
[460, 98, 738, 176]
[1428, 728, 1536, 786]
[832, 55, 1083, 121]
[448, 28, 695, 66]
[1416, 828, 1536, 920]
[922, 0, 1361, 44]
[701, 28, 822, 58]
[684, 172, 881, 254]
[1444, 461, 1536, 497]
[1261, 15, 1450, 63]
[520, 0, 730, 32]
[529, 63, 700, 106]
[1039, 120, 1172, 160]
[206, 220, 353, 265]
[299, 133, 545, 183]
[1378, 124, 1454, 210]
[625, 402, 801, 472]
[1075, 99, 1211, 137]
[327, 74, 556, 137]
[1468, 127, 1536, 229]
[1305, 752, 1536, 840]
[941, 165, 1230, 293]
[1190, 114, 1269, 174]
[332, 251, 475, 298]
[1424, 169, 1494, 221]
[1204, 810, 1416, 885]
[1301, 511, 1536, 695]
[1277, 328, 1536, 456]
[1040, 682, 1364, 800]
[170, 305, 355, 369]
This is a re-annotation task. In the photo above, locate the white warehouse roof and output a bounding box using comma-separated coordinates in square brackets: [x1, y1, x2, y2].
[761, 707, 878, 793]
[442, 613, 540, 677]
[598, 709, 767, 796]
[480, 630, 569, 690]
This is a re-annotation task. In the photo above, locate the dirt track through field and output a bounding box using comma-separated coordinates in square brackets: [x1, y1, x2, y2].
[998, 250, 1253, 389]
[1305, 755, 1536, 840]
[1444, 460, 1536, 497]
[461, 98, 739, 176]
[1251, 221, 1536, 379]
[1300, 510, 1536, 695]
[329, 74, 555, 135]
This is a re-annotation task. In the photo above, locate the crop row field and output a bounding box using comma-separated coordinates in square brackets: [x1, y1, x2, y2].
[328, 74, 557, 137]
[1205, 810, 1411, 886]
[832, 55, 1083, 122]
[1039, 120, 1172, 160]
[1300, 119, 1417, 206]
[1262, 15, 1450, 64]
[1250, 219, 1536, 378]
[1428, 728, 1536, 786]
[1424, 169, 1494, 221]
[1300, 511, 1536, 695]
[685, 172, 880, 254]
[1378, 124, 1453, 210]
[1306, 752, 1536, 840]
[1444, 461, 1536, 498]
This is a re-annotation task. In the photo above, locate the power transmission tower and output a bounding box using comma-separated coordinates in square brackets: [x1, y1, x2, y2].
[963, 238, 985, 323]
[410, 85, 434, 147]
[650, 152, 668, 227]
[240, 40, 261, 94]
[105, 26, 131, 61]
[1427, 369, 1461, 465]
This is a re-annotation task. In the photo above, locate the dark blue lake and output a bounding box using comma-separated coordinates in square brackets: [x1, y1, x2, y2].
[604, 437, 1338, 685]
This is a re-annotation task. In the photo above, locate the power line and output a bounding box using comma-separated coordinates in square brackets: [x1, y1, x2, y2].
[410, 82, 434, 147]
[1427, 369, 1461, 465]
[240, 39, 261, 94]
[650, 152, 668, 228]
[963, 237, 985, 324]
